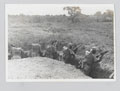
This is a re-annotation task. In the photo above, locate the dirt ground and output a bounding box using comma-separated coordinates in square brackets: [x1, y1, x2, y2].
[8, 57, 91, 79]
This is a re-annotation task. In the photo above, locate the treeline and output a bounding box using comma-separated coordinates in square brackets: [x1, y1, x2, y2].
[8, 8, 113, 24]
[8, 15, 68, 24]
[94, 10, 114, 22]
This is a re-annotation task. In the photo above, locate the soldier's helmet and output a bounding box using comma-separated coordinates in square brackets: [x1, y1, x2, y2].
[90, 47, 97, 54]
[67, 42, 73, 49]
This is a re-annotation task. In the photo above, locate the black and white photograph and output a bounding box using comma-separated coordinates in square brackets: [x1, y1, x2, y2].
[6, 4, 115, 81]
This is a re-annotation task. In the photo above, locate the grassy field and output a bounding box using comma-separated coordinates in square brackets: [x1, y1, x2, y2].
[8, 15, 114, 78]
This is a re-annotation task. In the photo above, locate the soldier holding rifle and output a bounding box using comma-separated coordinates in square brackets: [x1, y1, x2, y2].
[80, 47, 108, 76]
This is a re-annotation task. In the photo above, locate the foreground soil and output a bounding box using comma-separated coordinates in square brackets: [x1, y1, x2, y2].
[8, 57, 91, 80]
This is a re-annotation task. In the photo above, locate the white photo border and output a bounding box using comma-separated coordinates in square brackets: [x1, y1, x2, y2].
[5, 4, 116, 82]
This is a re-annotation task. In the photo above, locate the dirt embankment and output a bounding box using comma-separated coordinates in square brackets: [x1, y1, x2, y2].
[8, 57, 91, 80]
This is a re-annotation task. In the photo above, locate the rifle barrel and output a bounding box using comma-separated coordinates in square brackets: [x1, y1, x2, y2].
[73, 44, 82, 50]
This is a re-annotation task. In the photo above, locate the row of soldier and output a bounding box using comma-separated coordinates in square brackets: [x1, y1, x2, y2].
[8, 40, 108, 77]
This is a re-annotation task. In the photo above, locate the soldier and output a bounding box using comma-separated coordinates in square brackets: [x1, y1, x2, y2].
[62, 43, 75, 65]
[62, 46, 71, 63]
[21, 50, 31, 58]
[30, 43, 43, 57]
[44, 42, 59, 60]
[81, 47, 108, 76]
[10, 46, 24, 59]
[44, 45, 53, 58]
[57, 51, 64, 61]
[68, 42, 73, 49]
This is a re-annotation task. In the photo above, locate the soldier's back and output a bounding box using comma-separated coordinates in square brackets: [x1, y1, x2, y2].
[84, 53, 94, 65]
[82, 53, 95, 75]
[63, 48, 71, 63]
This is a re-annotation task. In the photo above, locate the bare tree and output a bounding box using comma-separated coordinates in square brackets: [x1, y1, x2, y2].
[63, 6, 81, 23]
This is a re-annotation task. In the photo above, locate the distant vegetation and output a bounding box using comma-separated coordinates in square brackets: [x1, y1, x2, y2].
[8, 7, 113, 24]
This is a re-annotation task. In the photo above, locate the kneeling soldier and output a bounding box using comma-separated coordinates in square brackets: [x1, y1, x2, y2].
[62, 43, 75, 65]
[81, 47, 108, 76]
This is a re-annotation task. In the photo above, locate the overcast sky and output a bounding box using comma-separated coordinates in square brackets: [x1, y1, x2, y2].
[6, 4, 114, 15]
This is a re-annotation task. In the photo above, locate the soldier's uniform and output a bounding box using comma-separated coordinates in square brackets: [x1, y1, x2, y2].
[21, 50, 31, 58]
[45, 45, 54, 58]
[62, 44, 75, 65]
[45, 45, 58, 60]
[63, 46, 71, 63]
[30, 43, 42, 57]
[82, 52, 95, 75]
[11, 47, 24, 59]
[81, 47, 101, 76]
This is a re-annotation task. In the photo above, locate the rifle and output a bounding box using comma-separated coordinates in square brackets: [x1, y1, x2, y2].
[72, 43, 82, 53]
[101, 50, 108, 55]
[96, 50, 108, 58]
[78, 50, 108, 68]
[95, 50, 108, 63]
